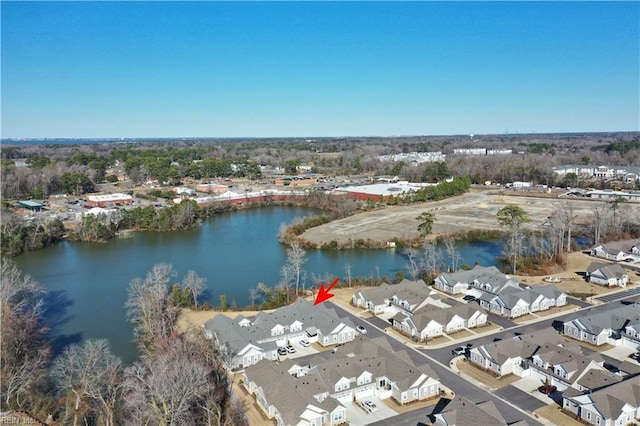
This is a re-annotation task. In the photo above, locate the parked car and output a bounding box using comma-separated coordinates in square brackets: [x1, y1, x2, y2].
[462, 295, 476, 302]
[363, 401, 377, 412]
[299, 339, 310, 347]
[277, 347, 288, 356]
[629, 352, 640, 361]
[356, 325, 367, 334]
[538, 385, 557, 395]
[451, 347, 466, 356]
[286, 345, 296, 354]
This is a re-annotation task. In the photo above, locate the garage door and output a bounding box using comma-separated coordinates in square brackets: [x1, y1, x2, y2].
[336, 392, 353, 404]
[355, 386, 375, 400]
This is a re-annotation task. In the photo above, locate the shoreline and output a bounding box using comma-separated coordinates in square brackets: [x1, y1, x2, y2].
[178, 250, 633, 333]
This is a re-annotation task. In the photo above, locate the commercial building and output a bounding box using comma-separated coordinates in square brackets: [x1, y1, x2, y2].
[85, 193, 133, 207]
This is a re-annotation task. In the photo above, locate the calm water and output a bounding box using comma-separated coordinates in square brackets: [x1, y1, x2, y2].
[15, 206, 501, 362]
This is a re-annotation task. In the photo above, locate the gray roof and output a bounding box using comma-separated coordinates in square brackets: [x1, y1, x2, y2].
[576, 369, 622, 391]
[436, 265, 515, 292]
[565, 305, 640, 335]
[592, 239, 639, 255]
[587, 261, 627, 279]
[246, 334, 439, 425]
[586, 376, 640, 419]
[357, 279, 431, 309]
[244, 359, 332, 425]
[432, 396, 509, 425]
[204, 299, 355, 357]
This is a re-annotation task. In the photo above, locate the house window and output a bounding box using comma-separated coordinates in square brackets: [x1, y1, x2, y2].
[587, 412, 591, 420]
[596, 417, 600, 425]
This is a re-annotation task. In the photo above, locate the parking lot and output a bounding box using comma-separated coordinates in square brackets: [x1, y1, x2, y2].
[344, 397, 398, 425]
[275, 339, 320, 360]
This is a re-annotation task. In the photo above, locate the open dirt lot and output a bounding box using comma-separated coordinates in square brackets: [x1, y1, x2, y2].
[300, 189, 614, 245]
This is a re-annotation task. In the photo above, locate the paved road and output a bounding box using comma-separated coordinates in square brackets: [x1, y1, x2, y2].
[328, 302, 542, 426]
[328, 292, 640, 425]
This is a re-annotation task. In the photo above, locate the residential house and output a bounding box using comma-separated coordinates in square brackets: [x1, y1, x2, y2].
[204, 299, 356, 370]
[563, 376, 640, 426]
[434, 265, 517, 295]
[586, 262, 629, 287]
[469, 334, 541, 377]
[591, 242, 635, 262]
[429, 396, 531, 426]
[477, 284, 567, 319]
[529, 344, 607, 391]
[391, 305, 487, 342]
[243, 336, 441, 425]
[351, 279, 442, 316]
[563, 304, 640, 347]
[469, 330, 610, 392]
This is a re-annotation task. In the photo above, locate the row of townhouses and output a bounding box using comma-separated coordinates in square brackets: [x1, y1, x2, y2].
[351, 279, 489, 341]
[204, 299, 356, 370]
[242, 336, 441, 426]
[390, 304, 488, 342]
[434, 265, 567, 318]
[591, 240, 640, 262]
[351, 279, 444, 315]
[563, 302, 640, 347]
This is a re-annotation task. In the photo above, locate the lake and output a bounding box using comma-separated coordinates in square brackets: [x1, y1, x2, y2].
[14, 206, 502, 361]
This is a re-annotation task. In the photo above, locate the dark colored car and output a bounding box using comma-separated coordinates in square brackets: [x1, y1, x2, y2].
[629, 352, 640, 361]
[463, 295, 477, 302]
[538, 385, 557, 395]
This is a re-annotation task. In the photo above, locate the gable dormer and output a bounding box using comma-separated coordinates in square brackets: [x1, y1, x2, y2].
[238, 318, 252, 327]
[271, 324, 285, 336]
[290, 320, 303, 332]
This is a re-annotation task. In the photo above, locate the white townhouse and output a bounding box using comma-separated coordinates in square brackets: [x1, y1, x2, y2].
[434, 265, 517, 295]
[351, 279, 441, 316]
[392, 304, 487, 342]
[243, 336, 441, 425]
[586, 262, 629, 287]
[205, 299, 356, 370]
[563, 304, 640, 347]
[563, 376, 640, 426]
[477, 284, 567, 319]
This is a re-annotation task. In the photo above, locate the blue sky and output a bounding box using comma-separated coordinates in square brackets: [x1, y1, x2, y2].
[2, 1, 638, 138]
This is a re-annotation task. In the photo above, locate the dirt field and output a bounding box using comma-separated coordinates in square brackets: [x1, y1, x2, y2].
[300, 189, 615, 245]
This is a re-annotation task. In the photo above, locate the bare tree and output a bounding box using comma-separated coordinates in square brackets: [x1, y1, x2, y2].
[122, 339, 211, 426]
[422, 241, 440, 278]
[443, 237, 460, 272]
[561, 202, 577, 253]
[1, 260, 49, 410]
[344, 263, 352, 288]
[248, 287, 258, 308]
[126, 263, 179, 354]
[404, 248, 421, 280]
[51, 339, 122, 426]
[592, 203, 610, 244]
[285, 242, 307, 298]
[183, 270, 207, 309]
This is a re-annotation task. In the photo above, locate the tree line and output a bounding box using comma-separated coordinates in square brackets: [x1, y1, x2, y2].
[0, 260, 246, 425]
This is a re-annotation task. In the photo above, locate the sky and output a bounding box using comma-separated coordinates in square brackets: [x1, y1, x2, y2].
[1, 1, 639, 138]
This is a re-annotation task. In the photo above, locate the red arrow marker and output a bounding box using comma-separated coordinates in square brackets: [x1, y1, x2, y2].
[314, 278, 340, 306]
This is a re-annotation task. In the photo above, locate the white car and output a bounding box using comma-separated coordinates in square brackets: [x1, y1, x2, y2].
[363, 401, 377, 412]
[299, 339, 310, 347]
[356, 325, 367, 334]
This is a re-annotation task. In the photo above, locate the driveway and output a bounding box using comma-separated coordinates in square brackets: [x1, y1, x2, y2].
[345, 397, 398, 425]
[510, 376, 556, 405]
